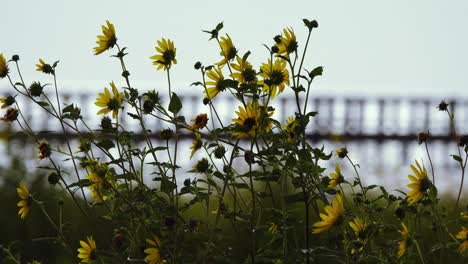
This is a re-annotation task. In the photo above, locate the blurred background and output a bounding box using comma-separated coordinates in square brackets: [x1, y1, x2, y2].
[1, 0, 468, 262]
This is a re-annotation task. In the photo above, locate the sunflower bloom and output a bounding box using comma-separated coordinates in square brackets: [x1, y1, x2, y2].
[216, 34, 237, 67]
[232, 101, 261, 138]
[406, 160, 431, 205]
[259, 59, 289, 98]
[17, 181, 31, 219]
[275, 27, 298, 56]
[312, 194, 345, 234]
[349, 217, 368, 253]
[283, 116, 297, 143]
[0, 96, 14, 109]
[94, 20, 117, 55]
[95, 81, 123, 119]
[0, 53, 9, 78]
[150, 38, 177, 71]
[398, 223, 409, 258]
[145, 235, 163, 264]
[86, 163, 113, 203]
[328, 164, 344, 189]
[336, 148, 348, 159]
[77, 236, 97, 263]
[456, 227, 468, 255]
[204, 67, 225, 99]
[35, 59, 54, 74]
[231, 56, 257, 84]
[189, 132, 202, 159]
[190, 113, 208, 131]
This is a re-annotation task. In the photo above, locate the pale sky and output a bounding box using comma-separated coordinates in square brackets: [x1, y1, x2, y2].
[2, 0, 468, 97]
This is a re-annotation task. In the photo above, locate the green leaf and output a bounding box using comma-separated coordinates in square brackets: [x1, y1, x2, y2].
[161, 177, 177, 194]
[215, 22, 224, 31]
[451, 155, 463, 163]
[127, 112, 139, 120]
[36, 101, 49, 107]
[168, 93, 182, 114]
[97, 139, 115, 150]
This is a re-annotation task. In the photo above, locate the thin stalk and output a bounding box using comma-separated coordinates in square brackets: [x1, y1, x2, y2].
[424, 141, 435, 184]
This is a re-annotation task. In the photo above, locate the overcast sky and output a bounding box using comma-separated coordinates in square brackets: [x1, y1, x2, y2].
[2, 0, 468, 97]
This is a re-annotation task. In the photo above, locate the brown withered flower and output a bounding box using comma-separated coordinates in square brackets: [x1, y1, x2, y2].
[2, 108, 18, 122]
[38, 142, 51, 160]
[417, 131, 430, 145]
[190, 113, 208, 130]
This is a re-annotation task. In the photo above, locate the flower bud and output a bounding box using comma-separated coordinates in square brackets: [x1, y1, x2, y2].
[48, 172, 60, 185]
[195, 158, 209, 173]
[160, 128, 174, 140]
[29, 82, 44, 97]
[417, 132, 429, 145]
[214, 145, 226, 159]
[438, 100, 448, 111]
[336, 148, 348, 159]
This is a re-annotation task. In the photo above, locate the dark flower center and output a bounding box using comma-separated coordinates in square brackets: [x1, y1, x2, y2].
[286, 40, 298, 54]
[243, 117, 257, 130]
[107, 98, 120, 111]
[269, 70, 284, 86]
[163, 50, 176, 65]
[89, 250, 97, 260]
[242, 68, 257, 83]
[227, 47, 237, 60]
[420, 178, 431, 192]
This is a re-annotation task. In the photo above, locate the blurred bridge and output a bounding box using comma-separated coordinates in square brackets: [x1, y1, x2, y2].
[2, 91, 468, 190]
[8, 92, 468, 158]
[6, 92, 467, 141]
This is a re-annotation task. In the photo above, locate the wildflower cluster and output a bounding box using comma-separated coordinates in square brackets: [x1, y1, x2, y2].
[0, 18, 467, 264]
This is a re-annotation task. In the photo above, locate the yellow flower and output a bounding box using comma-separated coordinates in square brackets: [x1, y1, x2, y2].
[275, 27, 298, 56]
[283, 116, 296, 143]
[86, 163, 113, 203]
[150, 38, 177, 71]
[312, 193, 344, 234]
[189, 132, 202, 159]
[145, 235, 163, 264]
[232, 101, 261, 138]
[0, 53, 9, 78]
[0, 96, 15, 109]
[35, 59, 54, 74]
[204, 67, 225, 99]
[268, 223, 279, 234]
[328, 164, 344, 189]
[94, 20, 117, 55]
[398, 223, 409, 258]
[190, 113, 208, 131]
[95, 81, 123, 119]
[456, 227, 468, 255]
[216, 34, 237, 67]
[259, 59, 289, 98]
[77, 236, 97, 263]
[406, 160, 431, 205]
[17, 181, 31, 219]
[231, 56, 257, 84]
[336, 148, 348, 159]
[349, 217, 368, 253]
